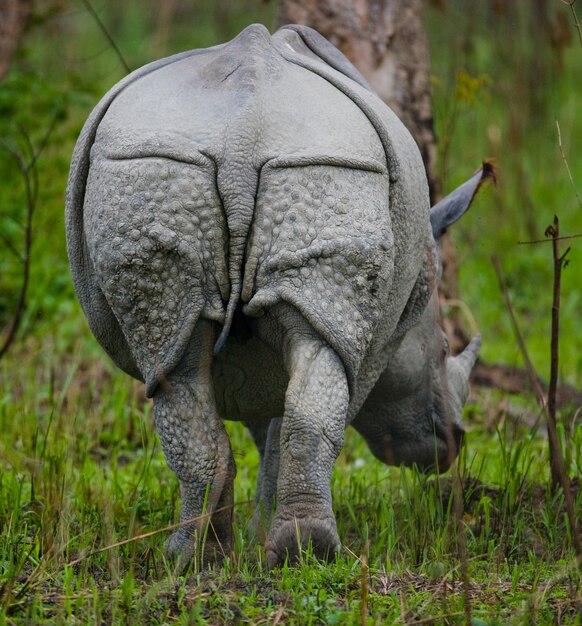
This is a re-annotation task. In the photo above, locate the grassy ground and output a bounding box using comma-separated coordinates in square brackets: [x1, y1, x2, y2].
[1, 1, 581, 624]
[1, 340, 581, 624]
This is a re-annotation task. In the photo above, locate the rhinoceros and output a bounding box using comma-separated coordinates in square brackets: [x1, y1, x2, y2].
[66, 23, 489, 568]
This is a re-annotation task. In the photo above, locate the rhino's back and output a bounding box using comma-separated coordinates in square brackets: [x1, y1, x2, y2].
[93, 24, 386, 173]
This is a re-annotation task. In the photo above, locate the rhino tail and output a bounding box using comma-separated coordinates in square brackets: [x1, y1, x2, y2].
[213, 178, 259, 355]
[213, 268, 242, 354]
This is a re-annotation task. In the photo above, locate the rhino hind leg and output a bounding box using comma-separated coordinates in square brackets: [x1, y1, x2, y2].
[259, 305, 348, 567]
[153, 319, 236, 567]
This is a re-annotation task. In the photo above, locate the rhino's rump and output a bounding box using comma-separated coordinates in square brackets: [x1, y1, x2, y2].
[84, 155, 228, 396]
[85, 154, 393, 394]
[70, 23, 430, 397]
[243, 163, 394, 385]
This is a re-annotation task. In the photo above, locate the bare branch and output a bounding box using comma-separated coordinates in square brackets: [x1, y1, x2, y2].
[0, 120, 56, 360]
[547, 217, 566, 490]
[546, 217, 580, 555]
[80, 0, 132, 75]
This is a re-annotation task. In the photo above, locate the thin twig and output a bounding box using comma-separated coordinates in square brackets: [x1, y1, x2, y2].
[28, 116, 59, 170]
[80, 0, 132, 74]
[491, 257, 546, 409]
[556, 120, 582, 210]
[518, 233, 582, 245]
[561, 0, 582, 47]
[65, 499, 252, 568]
[11, 501, 248, 601]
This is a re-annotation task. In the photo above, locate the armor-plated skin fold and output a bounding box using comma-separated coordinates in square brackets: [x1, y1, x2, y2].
[66, 24, 484, 567]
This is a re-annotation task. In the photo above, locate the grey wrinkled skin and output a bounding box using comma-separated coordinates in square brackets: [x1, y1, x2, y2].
[66, 24, 486, 568]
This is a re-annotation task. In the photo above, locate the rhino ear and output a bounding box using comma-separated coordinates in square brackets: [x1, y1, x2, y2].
[430, 161, 495, 240]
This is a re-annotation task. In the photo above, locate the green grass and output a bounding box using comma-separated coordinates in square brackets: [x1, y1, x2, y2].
[1, 1, 581, 624]
[1, 340, 580, 624]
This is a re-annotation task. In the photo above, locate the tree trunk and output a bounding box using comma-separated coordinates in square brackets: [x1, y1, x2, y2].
[0, 0, 31, 82]
[278, 0, 468, 350]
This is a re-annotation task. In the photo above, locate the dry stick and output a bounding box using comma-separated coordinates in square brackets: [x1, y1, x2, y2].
[545, 218, 581, 557]
[14, 504, 246, 602]
[547, 217, 569, 490]
[65, 500, 251, 569]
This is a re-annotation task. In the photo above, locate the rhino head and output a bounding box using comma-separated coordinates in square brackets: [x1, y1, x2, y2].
[353, 164, 493, 472]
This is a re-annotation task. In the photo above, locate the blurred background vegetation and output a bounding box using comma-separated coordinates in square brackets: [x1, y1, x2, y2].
[0, 0, 580, 386]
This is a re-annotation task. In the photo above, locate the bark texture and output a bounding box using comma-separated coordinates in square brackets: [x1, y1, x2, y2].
[0, 0, 31, 82]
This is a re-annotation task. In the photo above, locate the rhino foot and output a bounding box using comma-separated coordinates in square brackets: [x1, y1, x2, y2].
[164, 528, 195, 570]
[164, 528, 227, 570]
[265, 515, 341, 568]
